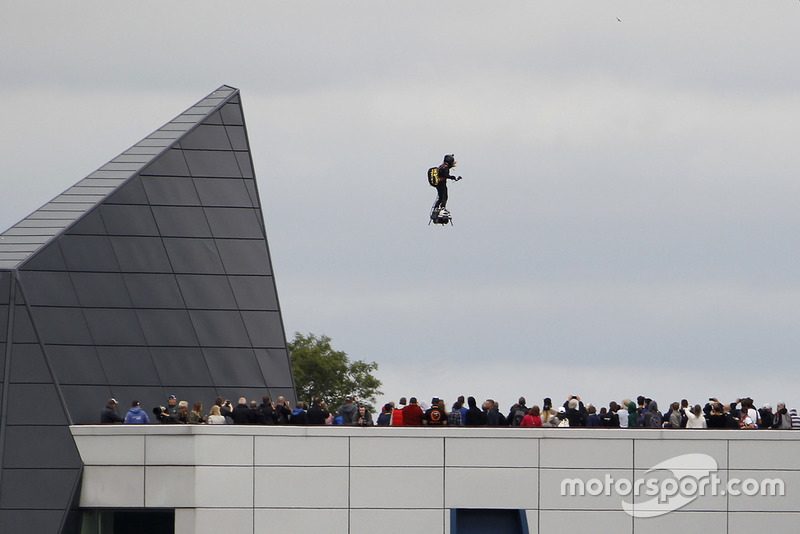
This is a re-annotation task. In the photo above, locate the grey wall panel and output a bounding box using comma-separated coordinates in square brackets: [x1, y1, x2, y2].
[123, 273, 184, 308]
[216, 388, 273, 407]
[241, 311, 285, 348]
[149, 347, 213, 386]
[97, 347, 160, 386]
[99, 205, 159, 236]
[5, 384, 69, 425]
[12, 305, 38, 343]
[0, 510, 65, 533]
[216, 239, 271, 275]
[0, 469, 81, 509]
[219, 103, 244, 125]
[176, 275, 237, 309]
[141, 176, 202, 206]
[256, 349, 295, 388]
[2, 426, 82, 468]
[104, 176, 148, 205]
[17, 241, 68, 271]
[0, 307, 6, 344]
[225, 126, 248, 151]
[8, 344, 51, 383]
[184, 150, 241, 178]
[189, 310, 250, 348]
[110, 237, 172, 273]
[204, 208, 263, 239]
[48, 346, 108, 385]
[59, 235, 120, 272]
[17, 272, 80, 307]
[238, 155, 255, 179]
[65, 209, 106, 235]
[83, 309, 146, 346]
[179, 124, 232, 150]
[194, 178, 253, 207]
[163, 238, 225, 274]
[202, 348, 266, 388]
[136, 310, 198, 347]
[61, 385, 115, 425]
[0, 271, 9, 303]
[152, 206, 212, 237]
[140, 148, 190, 177]
[71, 272, 133, 308]
[228, 276, 278, 311]
[29, 307, 93, 345]
[0, 342, 5, 380]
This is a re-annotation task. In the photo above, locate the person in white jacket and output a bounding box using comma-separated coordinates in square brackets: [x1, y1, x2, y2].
[685, 404, 707, 429]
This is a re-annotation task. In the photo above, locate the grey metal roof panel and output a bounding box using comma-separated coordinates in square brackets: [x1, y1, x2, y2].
[0, 85, 240, 270]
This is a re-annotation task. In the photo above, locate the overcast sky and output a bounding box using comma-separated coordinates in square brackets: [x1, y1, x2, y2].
[3, 2, 800, 415]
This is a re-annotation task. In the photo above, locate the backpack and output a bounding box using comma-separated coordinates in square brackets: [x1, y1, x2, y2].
[511, 406, 526, 426]
[428, 167, 439, 186]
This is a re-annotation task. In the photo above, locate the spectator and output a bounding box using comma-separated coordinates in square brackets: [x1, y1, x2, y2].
[626, 401, 638, 428]
[402, 397, 425, 426]
[258, 395, 277, 425]
[231, 397, 254, 425]
[707, 403, 726, 428]
[391, 398, 406, 426]
[458, 395, 469, 424]
[424, 398, 446, 426]
[290, 401, 308, 425]
[189, 402, 205, 424]
[307, 397, 330, 425]
[667, 402, 682, 429]
[249, 401, 269, 424]
[448, 401, 463, 426]
[722, 404, 740, 428]
[338, 396, 359, 425]
[356, 405, 374, 426]
[759, 404, 774, 430]
[740, 408, 756, 429]
[565, 397, 586, 428]
[586, 405, 602, 427]
[791, 408, 800, 430]
[773, 402, 792, 429]
[507, 397, 529, 427]
[604, 402, 621, 428]
[376, 404, 393, 426]
[100, 398, 123, 424]
[274, 396, 292, 424]
[216, 397, 234, 423]
[554, 407, 569, 427]
[484, 400, 501, 426]
[541, 404, 555, 428]
[521, 406, 543, 427]
[166, 394, 179, 421]
[207, 405, 227, 425]
[176, 401, 190, 424]
[686, 404, 707, 429]
[465, 396, 486, 426]
[124, 401, 150, 424]
[642, 401, 663, 428]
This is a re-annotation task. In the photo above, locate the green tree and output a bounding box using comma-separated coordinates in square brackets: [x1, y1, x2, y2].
[289, 332, 383, 412]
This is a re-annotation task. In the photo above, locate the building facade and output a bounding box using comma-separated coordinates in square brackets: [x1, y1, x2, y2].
[0, 86, 295, 533]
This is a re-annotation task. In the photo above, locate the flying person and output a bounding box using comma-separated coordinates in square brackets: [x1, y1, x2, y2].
[428, 154, 462, 224]
[433, 154, 461, 212]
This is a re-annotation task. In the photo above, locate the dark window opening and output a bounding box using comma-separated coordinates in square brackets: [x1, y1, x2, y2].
[80, 509, 174, 534]
[451, 508, 529, 534]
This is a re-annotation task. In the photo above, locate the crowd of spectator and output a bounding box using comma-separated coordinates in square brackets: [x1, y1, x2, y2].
[100, 393, 800, 430]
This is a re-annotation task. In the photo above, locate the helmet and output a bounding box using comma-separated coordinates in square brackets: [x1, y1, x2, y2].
[443, 154, 455, 166]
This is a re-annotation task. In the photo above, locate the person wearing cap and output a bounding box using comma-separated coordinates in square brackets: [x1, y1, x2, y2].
[402, 397, 425, 426]
[100, 398, 123, 424]
[124, 401, 150, 424]
[431, 154, 462, 219]
[166, 394, 179, 421]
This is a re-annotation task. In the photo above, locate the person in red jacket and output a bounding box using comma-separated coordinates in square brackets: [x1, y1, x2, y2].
[402, 397, 424, 426]
[392, 397, 407, 426]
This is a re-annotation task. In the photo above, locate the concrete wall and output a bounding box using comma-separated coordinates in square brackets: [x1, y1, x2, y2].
[71, 426, 800, 534]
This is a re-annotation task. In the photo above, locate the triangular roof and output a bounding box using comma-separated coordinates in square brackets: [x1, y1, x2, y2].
[0, 85, 239, 270]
